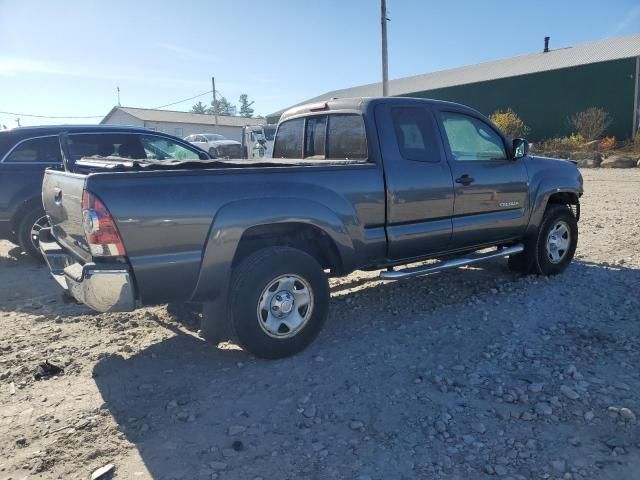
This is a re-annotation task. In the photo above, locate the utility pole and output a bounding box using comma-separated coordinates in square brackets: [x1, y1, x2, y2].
[116, 86, 121, 106]
[211, 76, 218, 125]
[381, 0, 389, 97]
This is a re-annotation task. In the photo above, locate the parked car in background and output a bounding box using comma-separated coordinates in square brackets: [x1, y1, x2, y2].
[40, 97, 582, 359]
[185, 133, 242, 158]
[241, 124, 276, 159]
[0, 125, 208, 260]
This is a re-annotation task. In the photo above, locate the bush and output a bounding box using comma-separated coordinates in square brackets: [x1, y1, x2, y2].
[536, 133, 585, 152]
[489, 108, 530, 138]
[569, 107, 612, 141]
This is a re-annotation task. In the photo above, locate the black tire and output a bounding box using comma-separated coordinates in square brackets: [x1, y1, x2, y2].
[208, 147, 217, 157]
[16, 207, 48, 262]
[509, 204, 578, 275]
[228, 246, 329, 359]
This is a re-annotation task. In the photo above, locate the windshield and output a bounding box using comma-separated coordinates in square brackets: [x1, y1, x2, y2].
[203, 134, 226, 141]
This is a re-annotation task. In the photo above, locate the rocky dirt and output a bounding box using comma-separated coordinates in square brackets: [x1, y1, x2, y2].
[1, 169, 639, 480]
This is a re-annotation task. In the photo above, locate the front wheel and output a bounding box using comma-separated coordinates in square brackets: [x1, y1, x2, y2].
[228, 247, 330, 359]
[509, 204, 578, 275]
[208, 147, 217, 158]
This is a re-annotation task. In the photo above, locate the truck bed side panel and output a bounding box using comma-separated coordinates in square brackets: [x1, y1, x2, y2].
[85, 164, 386, 305]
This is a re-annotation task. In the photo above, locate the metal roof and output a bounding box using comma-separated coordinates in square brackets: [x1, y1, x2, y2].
[102, 107, 265, 127]
[269, 34, 640, 118]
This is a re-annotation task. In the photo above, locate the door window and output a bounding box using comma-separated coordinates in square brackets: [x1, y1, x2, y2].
[4, 136, 62, 163]
[141, 135, 201, 160]
[441, 113, 506, 161]
[68, 133, 146, 160]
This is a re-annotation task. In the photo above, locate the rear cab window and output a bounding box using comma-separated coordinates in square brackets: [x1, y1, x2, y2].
[273, 114, 368, 161]
[390, 107, 441, 162]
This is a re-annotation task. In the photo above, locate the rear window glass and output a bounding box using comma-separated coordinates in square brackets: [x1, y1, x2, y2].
[304, 116, 327, 159]
[273, 118, 303, 158]
[4, 136, 62, 163]
[326, 114, 367, 160]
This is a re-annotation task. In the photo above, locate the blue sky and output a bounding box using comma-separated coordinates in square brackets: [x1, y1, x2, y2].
[1, 0, 639, 127]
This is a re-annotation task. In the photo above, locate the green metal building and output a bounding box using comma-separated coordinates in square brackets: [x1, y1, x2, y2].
[267, 35, 640, 141]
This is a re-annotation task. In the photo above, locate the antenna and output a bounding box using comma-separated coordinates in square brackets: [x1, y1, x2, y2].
[117, 86, 121, 106]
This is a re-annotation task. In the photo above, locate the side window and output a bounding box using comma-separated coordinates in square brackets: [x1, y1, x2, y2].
[68, 133, 146, 160]
[273, 118, 304, 158]
[5, 136, 62, 163]
[326, 114, 367, 160]
[304, 116, 327, 159]
[141, 135, 200, 160]
[391, 107, 441, 162]
[441, 113, 507, 161]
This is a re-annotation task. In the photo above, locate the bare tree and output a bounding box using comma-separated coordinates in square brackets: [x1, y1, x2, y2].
[569, 108, 612, 141]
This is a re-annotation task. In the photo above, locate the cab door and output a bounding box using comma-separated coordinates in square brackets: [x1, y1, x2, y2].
[375, 102, 455, 260]
[436, 110, 529, 248]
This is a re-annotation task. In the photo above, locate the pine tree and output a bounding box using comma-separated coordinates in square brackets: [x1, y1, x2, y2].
[238, 94, 255, 118]
[190, 101, 208, 114]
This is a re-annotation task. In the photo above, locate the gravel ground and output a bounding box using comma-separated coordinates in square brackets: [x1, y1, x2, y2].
[1, 169, 639, 480]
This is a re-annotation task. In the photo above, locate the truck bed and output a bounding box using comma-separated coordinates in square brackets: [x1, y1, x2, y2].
[42, 160, 386, 305]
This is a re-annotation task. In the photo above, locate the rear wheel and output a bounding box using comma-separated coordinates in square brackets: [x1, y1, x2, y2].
[17, 208, 48, 261]
[509, 204, 577, 275]
[227, 247, 329, 359]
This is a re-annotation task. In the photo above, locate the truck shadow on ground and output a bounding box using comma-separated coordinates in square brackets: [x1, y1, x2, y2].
[92, 259, 640, 479]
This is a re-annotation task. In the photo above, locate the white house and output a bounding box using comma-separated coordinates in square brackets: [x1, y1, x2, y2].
[101, 106, 264, 142]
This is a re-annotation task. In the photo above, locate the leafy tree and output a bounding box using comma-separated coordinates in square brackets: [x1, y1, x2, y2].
[569, 107, 612, 141]
[209, 96, 236, 116]
[238, 94, 255, 118]
[489, 108, 530, 138]
[190, 101, 208, 114]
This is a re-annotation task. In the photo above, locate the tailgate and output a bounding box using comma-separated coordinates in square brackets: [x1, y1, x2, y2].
[42, 169, 92, 262]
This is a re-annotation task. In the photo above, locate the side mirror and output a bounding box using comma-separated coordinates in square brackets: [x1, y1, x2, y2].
[512, 138, 529, 159]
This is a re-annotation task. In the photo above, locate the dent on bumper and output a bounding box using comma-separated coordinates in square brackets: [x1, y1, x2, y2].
[39, 229, 136, 312]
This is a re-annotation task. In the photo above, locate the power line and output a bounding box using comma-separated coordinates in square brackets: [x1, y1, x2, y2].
[153, 89, 212, 109]
[0, 88, 216, 120]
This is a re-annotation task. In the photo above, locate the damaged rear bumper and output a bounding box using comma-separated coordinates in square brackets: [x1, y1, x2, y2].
[39, 228, 136, 312]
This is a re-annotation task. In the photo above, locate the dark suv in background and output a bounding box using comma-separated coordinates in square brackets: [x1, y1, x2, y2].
[0, 125, 208, 259]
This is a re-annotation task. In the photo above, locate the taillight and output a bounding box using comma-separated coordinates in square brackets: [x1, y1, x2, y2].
[81, 191, 125, 257]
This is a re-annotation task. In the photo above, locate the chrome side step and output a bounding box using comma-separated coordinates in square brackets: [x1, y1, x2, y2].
[379, 244, 524, 280]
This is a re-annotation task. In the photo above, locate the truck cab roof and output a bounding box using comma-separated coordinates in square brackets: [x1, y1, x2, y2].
[279, 96, 484, 122]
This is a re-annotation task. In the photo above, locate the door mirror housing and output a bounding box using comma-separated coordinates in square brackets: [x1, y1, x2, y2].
[512, 138, 529, 159]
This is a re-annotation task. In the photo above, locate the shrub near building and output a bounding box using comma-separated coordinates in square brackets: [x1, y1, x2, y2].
[489, 108, 530, 139]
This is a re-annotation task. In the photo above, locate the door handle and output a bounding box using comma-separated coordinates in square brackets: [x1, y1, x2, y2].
[455, 174, 474, 186]
[54, 187, 62, 205]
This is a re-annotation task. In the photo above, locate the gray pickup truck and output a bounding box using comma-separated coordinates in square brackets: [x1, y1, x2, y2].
[40, 97, 583, 358]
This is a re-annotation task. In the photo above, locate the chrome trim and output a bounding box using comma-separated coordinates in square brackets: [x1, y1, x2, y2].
[379, 244, 524, 280]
